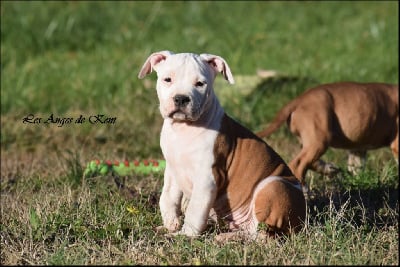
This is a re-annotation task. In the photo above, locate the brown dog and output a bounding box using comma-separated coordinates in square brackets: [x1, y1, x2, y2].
[256, 82, 399, 186]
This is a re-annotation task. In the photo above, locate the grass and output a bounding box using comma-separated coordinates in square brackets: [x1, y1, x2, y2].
[1, 1, 399, 265]
[1, 161, 398, 265]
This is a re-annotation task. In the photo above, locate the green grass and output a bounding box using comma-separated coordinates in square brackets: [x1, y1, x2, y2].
[1, 1, 398, 265]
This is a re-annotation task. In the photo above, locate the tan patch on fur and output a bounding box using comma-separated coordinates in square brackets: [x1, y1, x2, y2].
[211, 114, 304, 233]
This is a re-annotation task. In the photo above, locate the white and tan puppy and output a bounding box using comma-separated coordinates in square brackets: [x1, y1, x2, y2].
[138, 51, 305, 239]
[257, 82, 399, 186]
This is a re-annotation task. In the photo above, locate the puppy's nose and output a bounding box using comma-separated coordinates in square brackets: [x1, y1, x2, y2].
[173, 94, 191, 108]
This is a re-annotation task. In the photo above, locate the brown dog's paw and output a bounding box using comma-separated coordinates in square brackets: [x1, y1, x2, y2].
[311, 160, 341, 177]
[324, 163, 341, 177]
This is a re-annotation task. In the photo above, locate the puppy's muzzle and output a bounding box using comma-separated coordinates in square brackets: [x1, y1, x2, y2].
[168, 94, 194, 121]
[173, 94, 191, 108]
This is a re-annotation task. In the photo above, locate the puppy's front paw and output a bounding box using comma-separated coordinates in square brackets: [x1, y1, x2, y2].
[162, 216, 181, 233]
[155, 218, 181, 235]
[162, 229, 199, 239]
[179, 224, 202, 237]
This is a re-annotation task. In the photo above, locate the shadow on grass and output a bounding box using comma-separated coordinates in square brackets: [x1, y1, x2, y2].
[248, 74, 319, 99]
[308, 164, 399, 229]
[230, 74, 319, 130]
[307, 182, 398, 229]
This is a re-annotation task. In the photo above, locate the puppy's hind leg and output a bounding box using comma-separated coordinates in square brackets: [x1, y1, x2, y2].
[252, 178, 306, 236]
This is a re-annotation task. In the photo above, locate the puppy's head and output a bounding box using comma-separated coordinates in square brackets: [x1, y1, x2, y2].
[138, 51, 234, 122]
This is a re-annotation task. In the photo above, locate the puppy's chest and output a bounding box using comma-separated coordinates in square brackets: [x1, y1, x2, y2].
[161, 123, 219, 192]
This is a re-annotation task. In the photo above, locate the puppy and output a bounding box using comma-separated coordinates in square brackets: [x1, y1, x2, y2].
[257, 81, 399, 185]
[138, 51, 305, 240]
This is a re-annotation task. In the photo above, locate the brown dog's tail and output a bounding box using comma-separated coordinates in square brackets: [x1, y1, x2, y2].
[256, 100, 297, 138]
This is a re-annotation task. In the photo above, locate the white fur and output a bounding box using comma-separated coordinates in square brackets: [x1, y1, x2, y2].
[159, 106, 223, 235]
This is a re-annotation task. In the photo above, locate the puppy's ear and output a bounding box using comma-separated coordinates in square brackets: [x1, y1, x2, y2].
[200, 54, 235, 84]
[138, 51, 173, 79]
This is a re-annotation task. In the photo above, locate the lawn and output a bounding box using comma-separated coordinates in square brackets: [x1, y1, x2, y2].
[1, 1, 398, 265]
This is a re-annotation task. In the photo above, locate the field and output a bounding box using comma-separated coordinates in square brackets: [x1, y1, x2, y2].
[1, 1, 398, 265]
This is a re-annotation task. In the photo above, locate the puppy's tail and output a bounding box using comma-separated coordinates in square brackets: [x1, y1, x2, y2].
[256, 100, 297, 138]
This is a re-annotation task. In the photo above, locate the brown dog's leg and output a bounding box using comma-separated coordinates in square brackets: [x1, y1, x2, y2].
[286, 100, 333, 184]
[288, 141, 328, 185]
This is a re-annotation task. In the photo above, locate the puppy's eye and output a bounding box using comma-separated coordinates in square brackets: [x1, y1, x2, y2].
[195, 81, 205, 87]
[164, 77, 172, 83]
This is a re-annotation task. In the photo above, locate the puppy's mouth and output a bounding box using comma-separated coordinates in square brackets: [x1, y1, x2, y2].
[168, 109, 197, 122]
